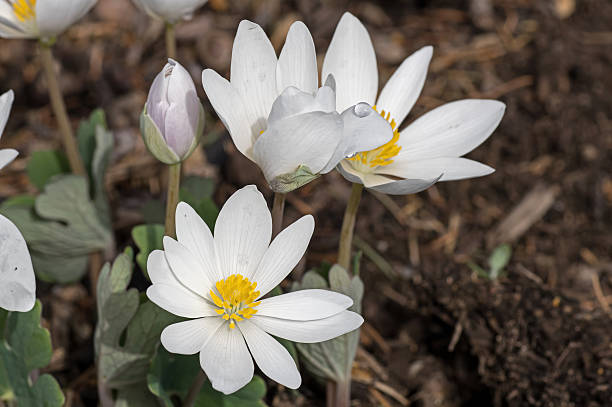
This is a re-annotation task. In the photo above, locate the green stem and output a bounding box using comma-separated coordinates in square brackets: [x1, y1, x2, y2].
[165, 23, 177, 60]
[271, 192, 286, 238]
[39, 42, 86, 176]
[183, 370, 207, 407]
[165, 163, 182, 238]
[337, 183, 364, 269]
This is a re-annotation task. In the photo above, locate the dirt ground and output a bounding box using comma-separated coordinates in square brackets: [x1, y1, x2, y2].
[0, 0, 611, 406]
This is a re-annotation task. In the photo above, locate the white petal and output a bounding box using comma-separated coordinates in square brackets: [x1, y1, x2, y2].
[239, 320, 301, 389]
[214, 186, 272, 279]
[251, 310, 363, 343]
[161, 317, 224, 355]
[322, 12, 378, 113]
[250, 215, 314, 297]
[36, 0, 97, 38]
[163, 236, 214, 297]
[336, 160, 366, 185]
[376, 46, 433, 128]
[0, 89, 14, 138]
[267, 86, 335, 126]
[133, 0, 208, 23]
[0, 4, 30, 38]
[146, 284, 217, 318]
[258, 289, 352, 320]
[276, 21, 318, 95]
[398, 99, 506, 160]
[200, 323, 254, 395]
[368, 176, 441, 195]
[384, 157, 495, 182]
[0, 149, 18, 171]
[176, 202, 223, 283]
[147, 250, 181, 287]
[202, 69, 255, 160]
[0, 215, 35, 312]
[230, 20, 278, 137]
[253, 111, 343, 183]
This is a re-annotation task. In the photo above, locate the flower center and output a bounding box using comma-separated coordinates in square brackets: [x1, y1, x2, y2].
[347, 106, 402, 171]
[210, 274, 261, 329]
[12, 0, 36, 22]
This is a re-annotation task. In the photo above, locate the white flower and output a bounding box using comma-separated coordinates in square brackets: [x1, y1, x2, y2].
[0, 90, 35, 312]
[147, 186, 363, 394]
[141, 59, 204, 164]
[132, 0, 208, 23]
[323, 12, 506, 195]
[0, 0, 97, 40]
[202, 20, 393, 192]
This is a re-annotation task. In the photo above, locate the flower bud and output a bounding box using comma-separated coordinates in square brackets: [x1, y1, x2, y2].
[140, 59, 204, 165]
[132, 0, 209, 23]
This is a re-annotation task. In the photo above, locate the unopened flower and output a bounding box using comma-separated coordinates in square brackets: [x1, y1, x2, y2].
[202, 20, 393, 192]
[324, 13, 506, 195]
[0, 0, 97, 41]
[132, 0, 208, 23]
[147, 186, 363, 394]
[141, 59, 204, 164]
[0, 90, 35, 312]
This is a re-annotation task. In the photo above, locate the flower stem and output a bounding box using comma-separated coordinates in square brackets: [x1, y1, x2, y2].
[326, 380, 351, 407]
[337, 183, 364, 270]
[184, 370, 207, 407]
[271, 192, 286, 238]
[165, 163, 182, 238]
[39, 43, 86, 176]
[165, 23, 177, 60]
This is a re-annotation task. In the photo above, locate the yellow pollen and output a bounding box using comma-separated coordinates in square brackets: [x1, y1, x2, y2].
[347, 106, 402, 168]
[210, 274, 260, 329]
[12, 0, 36, 22]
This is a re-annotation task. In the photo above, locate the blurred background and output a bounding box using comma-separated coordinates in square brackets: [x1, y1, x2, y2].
[0, 0, 611, 406]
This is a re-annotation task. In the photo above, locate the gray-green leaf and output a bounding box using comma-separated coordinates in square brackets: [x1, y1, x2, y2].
[131, 224, 164, 280]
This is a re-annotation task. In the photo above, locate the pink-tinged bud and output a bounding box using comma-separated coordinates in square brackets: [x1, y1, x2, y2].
[141, 59, 204, 164]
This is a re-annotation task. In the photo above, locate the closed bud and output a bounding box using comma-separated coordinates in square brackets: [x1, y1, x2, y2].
[140, 59, 204, 165]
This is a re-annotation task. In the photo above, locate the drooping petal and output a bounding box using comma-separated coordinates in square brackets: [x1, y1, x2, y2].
[36, 0, 97, 38]
[175, 202, 222, 283]
[383, 157, 495, 182]
[147, 250, 182, 288]
[368, 176, 441, 195]
[257, 289, 352, 320]
[398, 99, 506, 160]
[322, 12, 378, 113]
[0, 149, 18, 171]
[267, 86, 335, 126]
[0, 215, 35, 312]
[163, 236, 214, 297]
[336, 160, 366, 185]
[0, 89, 14, 138]
[251, 310, 363, 343]
[276, 21, 318, 95]
[161, 317, 224, 355]
[230, 20, 278, 137]
[239, 320, 301, 389]
[214, 185, 272, 279]
[376, 46, 433, 128]
[252, 111, 344, 183]
[199, 323, 254, 395]
[202, 69, 254, 159]
[249, 215, 314, 297]
[147, 284, 217, 318]
[0, 4, 29, 38]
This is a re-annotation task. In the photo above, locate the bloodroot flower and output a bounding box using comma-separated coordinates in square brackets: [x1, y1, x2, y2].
[147, 186, 363, 394]
[0, 89, 35, 312]
[324, 12, 506, 195]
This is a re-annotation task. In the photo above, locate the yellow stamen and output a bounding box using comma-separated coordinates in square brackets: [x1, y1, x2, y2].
[347, 106, 402, 168]
[12, 0, 36, 22]
[210, 274, 260, 329]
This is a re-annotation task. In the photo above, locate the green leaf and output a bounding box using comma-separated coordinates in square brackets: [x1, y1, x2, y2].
[26, 150, 70, 190]
[95, 249, 180, 405]
[179, 176, 219, 230]
[488, 244, 512, 280]
[131, 224, 165, 280]
[195, 376, 267, 407]
[0, 301, 64, 406]
[467, 261, 489, 279]
[293, 265, 363, 385]
[0, 175, 112, 283]
[78, 109, 107, 172]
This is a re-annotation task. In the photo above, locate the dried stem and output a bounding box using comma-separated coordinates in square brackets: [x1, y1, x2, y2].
[337, 183, 364, 269]
[165, 163, 182, 238]
[183, 370, 207, 407]
[271, 192, 286, 238]
[165, 23, 177, 60]
[39, 42, 86, 176]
